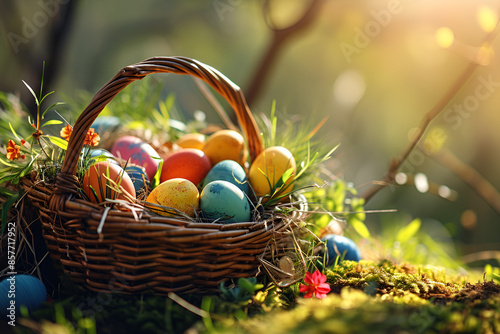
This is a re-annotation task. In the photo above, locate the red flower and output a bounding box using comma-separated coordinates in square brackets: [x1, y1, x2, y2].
[6, 139, 25, 161]
[60, 124, 72, 141]
[299, 270, 331, 299]
[84, 128, 100, 147]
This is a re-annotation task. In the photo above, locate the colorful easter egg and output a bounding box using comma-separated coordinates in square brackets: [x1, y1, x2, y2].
[85, 148, 118, 165]
[0, 274, 47, 316]
[175, 133, 205, 150]
[202, 160, 248, 195]
[91, 116, 121, 134]
[248, 146, 296, 198]
[111, 135, 161, 181]
[83, 161, 136, 203]
[202, 130, 247, 166]
[146, 178, 199, 217]
[161, 148, 211, 186]
[125, 165, 149, 192]
[322, 234, 362, 266]
[200, 180, 251, 223]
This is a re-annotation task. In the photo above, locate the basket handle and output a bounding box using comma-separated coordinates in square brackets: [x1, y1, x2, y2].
[50, 56, 264, 210]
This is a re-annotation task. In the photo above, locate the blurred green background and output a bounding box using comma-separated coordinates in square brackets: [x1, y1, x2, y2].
[0, 0, 499, 267]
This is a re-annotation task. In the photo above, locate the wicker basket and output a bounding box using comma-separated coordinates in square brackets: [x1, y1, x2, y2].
[20, 56, 302, 295]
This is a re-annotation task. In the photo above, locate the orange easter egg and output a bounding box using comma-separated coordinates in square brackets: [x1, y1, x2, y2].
[83, 161, 136, 203]
[161, 148, 211, 186]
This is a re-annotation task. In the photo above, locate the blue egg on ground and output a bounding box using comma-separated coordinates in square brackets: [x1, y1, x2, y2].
[0, 275, 47, 316]
[125, 165, 149, 192]
[200, 180, 251, 223]
[202, 160, 249, 195]
[91, 116, 121, 134]
[322, 234, 362, 266]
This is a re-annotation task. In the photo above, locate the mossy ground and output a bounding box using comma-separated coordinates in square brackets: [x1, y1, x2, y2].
[3, 260, 499, 334]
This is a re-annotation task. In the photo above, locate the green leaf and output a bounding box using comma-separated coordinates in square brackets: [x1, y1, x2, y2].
[41, 119, 63, 127]
[39, 91, 55, 106]
[396, 218, 421, 243]
[0, 186, 16, 197]
[22, 80, 39, 105]
[350, 217, 371, 239]
[0, 156, 20, 168]
[200, 296, 215, 332]
[41, 101, 63, 118]
[8, 122, 21, 141]
[152, 159, 163, 189]
[45, 135, 68, 150]
[1, 191, 20, 235]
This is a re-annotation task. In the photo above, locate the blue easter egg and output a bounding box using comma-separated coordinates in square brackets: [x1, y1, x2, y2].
[322, 234, 362, 266]
[91, 116, 121, 134]
[202, 160, 248, 195]
[0, 275, 47, 316]
[88, 148, 119, 165]
[200, 180, 251, 223]
[125, 165, 149, 192]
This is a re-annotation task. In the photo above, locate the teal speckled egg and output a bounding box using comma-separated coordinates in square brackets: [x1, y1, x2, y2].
[200, 180, 251, 223]
[202, 160, 248, 195]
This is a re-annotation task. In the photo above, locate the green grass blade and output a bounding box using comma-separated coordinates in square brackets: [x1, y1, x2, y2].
[8, 122, 21, 141]
[22, 80, 39, 105]
[1, 191, 20, 236]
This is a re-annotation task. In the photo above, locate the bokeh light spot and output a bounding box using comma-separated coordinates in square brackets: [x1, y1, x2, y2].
[435, 27, 454, 48]
[476, 42, 495, 66]
[477, 6, 498, 33]
[415, 173, 429, 193]
[332, 70, 366, 108]
[461, 210, 477, 230]
[395, 172, 408, 185]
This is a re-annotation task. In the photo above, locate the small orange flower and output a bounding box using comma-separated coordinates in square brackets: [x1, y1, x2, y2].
[84, 128, 100, 147]
[6, 139, 26, 161]
[60, 124, 72, 141]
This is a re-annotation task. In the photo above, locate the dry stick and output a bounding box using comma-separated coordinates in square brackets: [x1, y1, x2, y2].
[361, 27, 500, 203]
[429, 148, 500, 215]
[245, 0, 324, 106]
[462, 250, 500, 264]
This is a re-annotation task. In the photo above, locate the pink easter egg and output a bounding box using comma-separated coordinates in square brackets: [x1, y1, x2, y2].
[111, 135, 160, 181]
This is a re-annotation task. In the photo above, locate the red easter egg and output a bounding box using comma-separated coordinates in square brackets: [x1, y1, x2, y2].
[83, 161, 136, 203]
[111, 135, 160, 181]
[161, 148, 211, 185]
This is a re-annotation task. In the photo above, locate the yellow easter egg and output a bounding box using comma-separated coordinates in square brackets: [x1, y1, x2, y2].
[175, 133, 205, 150]
[145, 178, 199, 217]
[248, 146, 296, 198]
[202, 130, 248, 166]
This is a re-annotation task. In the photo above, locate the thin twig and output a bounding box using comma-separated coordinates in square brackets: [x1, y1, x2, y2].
[361, 20, 500, 203]
[429, 147, 500, 215]
[194, 78, 238, 131]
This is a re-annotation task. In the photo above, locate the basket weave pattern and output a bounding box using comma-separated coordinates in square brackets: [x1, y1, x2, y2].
[20, 57, 296, 294]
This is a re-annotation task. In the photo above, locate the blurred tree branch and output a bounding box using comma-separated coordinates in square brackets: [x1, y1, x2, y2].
[361, 21, 500, 204]
[427, 147, 500, 216]
[245, 0, 324, 106]
[0, 0, 78, 117]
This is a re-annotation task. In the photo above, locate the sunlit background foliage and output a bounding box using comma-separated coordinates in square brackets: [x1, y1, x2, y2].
[1, 0, 499, 270]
